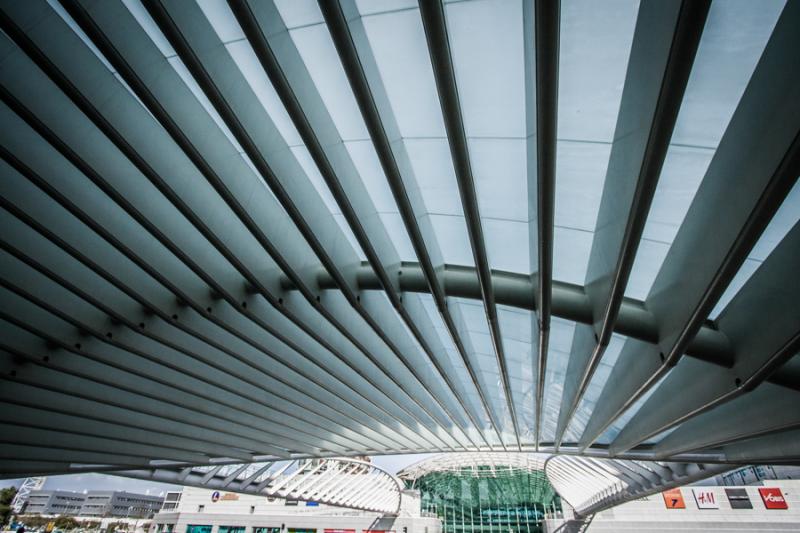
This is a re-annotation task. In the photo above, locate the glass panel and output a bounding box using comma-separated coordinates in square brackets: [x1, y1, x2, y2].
[121, 0, 177, 57]
[358, 6, 471, 267]
[562, 334, 626, 443]
[498, 305, 536, 439]
[554, 0, 639, 284]
[288, 23, 369, 141]
[710, 178, 800, 318]
[196, 0, 245, 43]
[445, 0, 525, 138]
[451, 297, 513, 443]
[627, 0, 785, 300]
[539, 318, 577, 443]
[274, 0, 323, 29]
[596, 367, 670, 445]
[225, 40, 303, 147]
[358, 7, 446, 137]
[219, 527, 246, 533]
[416, 293, 492, 431]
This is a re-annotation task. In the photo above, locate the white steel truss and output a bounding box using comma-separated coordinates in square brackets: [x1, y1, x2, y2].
[544, 456, 730, 517]
[114, 458, 402, 514]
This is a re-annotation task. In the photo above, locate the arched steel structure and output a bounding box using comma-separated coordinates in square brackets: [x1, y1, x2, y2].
[544, 456, 730, 517]
[399, 453, 549, 482]
[0, 0, 799, 480]
[114, 458, 402, 514]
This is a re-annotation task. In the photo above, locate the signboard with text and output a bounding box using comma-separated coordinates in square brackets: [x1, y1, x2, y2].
[692, 488, 719, 509]
[759, 488, 788, 509]
[662, 488, 685, 509]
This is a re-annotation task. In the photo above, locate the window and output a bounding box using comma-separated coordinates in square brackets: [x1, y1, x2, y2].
[186, 526, 211, 533]
[219, 527, 245, 533]
[253, 528, 280, 533]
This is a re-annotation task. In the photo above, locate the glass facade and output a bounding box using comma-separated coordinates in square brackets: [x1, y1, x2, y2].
[411, 466, 560, 533]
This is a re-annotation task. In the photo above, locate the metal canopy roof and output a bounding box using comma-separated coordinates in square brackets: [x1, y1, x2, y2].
[0, 0, 799, 479]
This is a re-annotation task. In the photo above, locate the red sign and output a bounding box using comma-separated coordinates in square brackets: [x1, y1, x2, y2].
[759, 488, 788, 509]
[662, 488, 685, 509]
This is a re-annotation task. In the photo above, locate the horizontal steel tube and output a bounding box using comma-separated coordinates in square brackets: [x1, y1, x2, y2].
[280, 263, 733, 368]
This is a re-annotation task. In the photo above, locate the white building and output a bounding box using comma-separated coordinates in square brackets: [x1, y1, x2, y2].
[546, 479, 800, 532]
[152, 487, 440, 533]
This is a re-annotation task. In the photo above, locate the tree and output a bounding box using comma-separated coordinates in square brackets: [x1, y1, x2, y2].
[0, 486, 18, 526]
[53, 515, 80, 530]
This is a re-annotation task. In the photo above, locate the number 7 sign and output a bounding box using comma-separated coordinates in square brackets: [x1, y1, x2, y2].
[663, 488, 686, 509]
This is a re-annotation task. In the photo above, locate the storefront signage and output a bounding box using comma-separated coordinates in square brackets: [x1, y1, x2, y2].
[691, 488, 719, 509]
[662, 488, 685, 509]
[725, 488, 752, 509]
[759, 488, 788, 509]
[211, 491, 239, 502]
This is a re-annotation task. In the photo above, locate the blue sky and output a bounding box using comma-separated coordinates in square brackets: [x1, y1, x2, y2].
[1, 454, 434, 494]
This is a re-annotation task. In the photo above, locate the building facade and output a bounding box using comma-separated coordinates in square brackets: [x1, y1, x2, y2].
[152, 487, 440, 533]
[24, 491, 163, 518]
[80, 491, 165, 518]
[25, 491, 86, 515]
[544, 480, 800, 532]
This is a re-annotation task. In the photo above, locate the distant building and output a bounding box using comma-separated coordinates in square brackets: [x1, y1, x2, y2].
[80, 491, 164, 518]
[25, 491, 86, 515]
[24, 490, 163, 518]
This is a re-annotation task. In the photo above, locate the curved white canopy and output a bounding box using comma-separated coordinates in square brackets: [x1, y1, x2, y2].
[399, 452, 548, 481]
[544, 455, 730, 516]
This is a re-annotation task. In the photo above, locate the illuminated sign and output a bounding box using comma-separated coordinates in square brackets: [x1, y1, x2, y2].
[691, 488, 719, 509]
[759, 488, 788, 509]
[725, 488, 752, 509]
[211, 491, 220, 502]
[662, 488, 685, 509]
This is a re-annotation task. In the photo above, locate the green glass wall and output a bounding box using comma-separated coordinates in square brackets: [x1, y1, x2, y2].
[411, 467, 561, 533]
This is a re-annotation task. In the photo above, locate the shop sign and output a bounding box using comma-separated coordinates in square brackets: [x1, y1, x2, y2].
[759, 488, 788, 509]
[662, 488, 685, 509]
[692, 488, 719, 509]
[725, 488, 752, 509]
